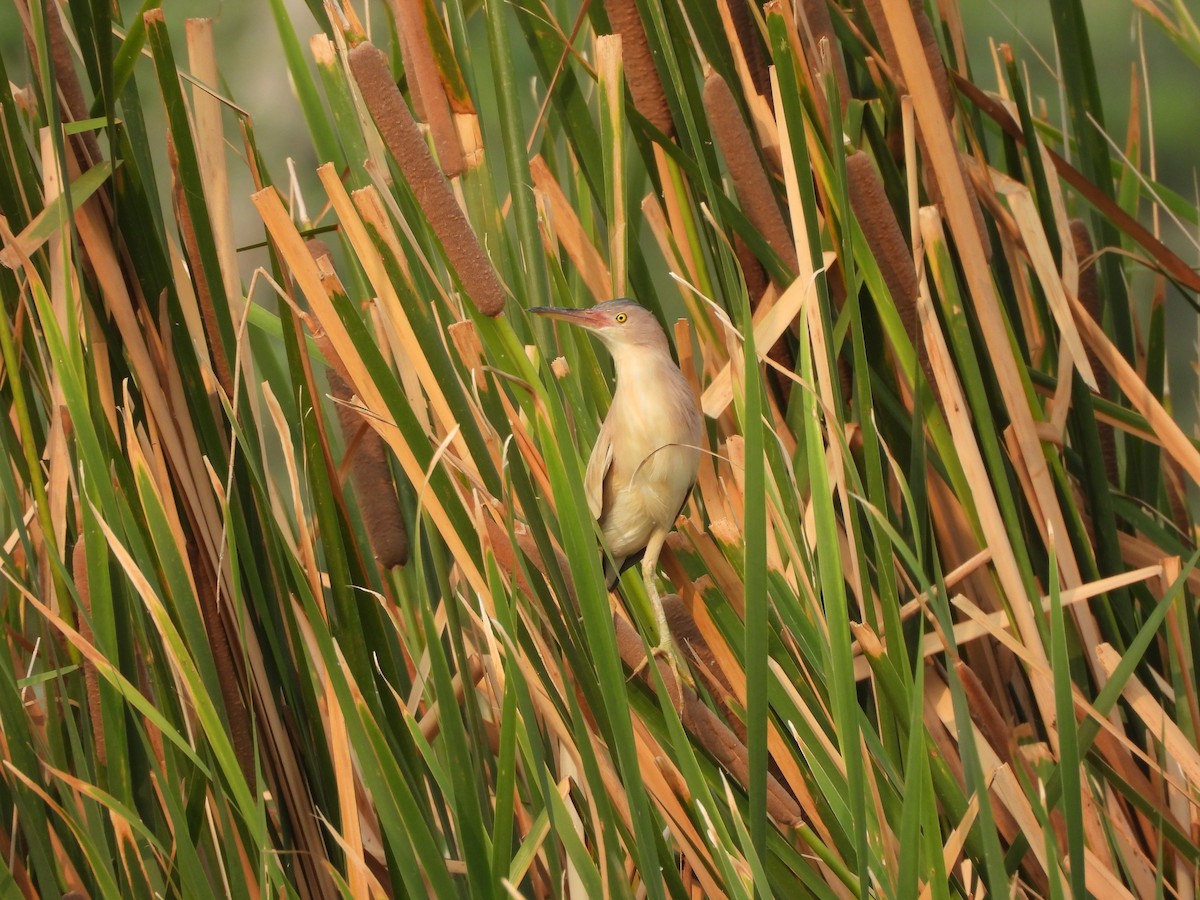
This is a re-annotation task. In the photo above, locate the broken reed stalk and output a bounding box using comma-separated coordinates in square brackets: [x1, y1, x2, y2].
[348, 42, 505, 316]
[703, 70, 797, 277]
[601, 0, 675, 137]
[382, 0, 464, 176]
[845, 151, 933, 394]
[485, 519, 803, 826]
[72, 539, 106, 766]
[1070, 218, 1117, 485]
[167, 133, 233, 397]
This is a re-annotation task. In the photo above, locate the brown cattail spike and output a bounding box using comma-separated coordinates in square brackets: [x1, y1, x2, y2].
[330, 369, 411, 568]
[845, 151, 934, 394]
[703, 70, 797, 276]
[305, 239, 411, 568]
[349, 43, 506, 316]
[601, 0, 675, 137]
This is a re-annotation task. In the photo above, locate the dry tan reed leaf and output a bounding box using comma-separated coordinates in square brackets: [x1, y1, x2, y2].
[994, 176, 1096, 389]
[713, 0, 778, 162]
[701, 256, 824, 418]
[862, 0, 951, 119]
[912, 203, 1060, 737]
[529, 155, 611, 301]
[167, 133, 233, 397]
[488, 517, 804, 827]
[597, 36, 628, 295]
[704, 70, 797, 276]
[252, 186, 488, 599]
[924, 675, 1053, 890]
[950, 589, 1191, 840]
[1095, 643, 1200, 787]
[1073, 296, 1200, 485]
[348, 42, 503, 315]
[954, 75, 1200, 294]
[853, 564, 1164, 677]
[921, 171, 1103, 704]
[329, 176, 481, 475]
[34, 140, 73, 570]
[185, 19, 241, 308]
[384, 0, 464, 176]
[933, 791, 979, 897]
[722, 0, 771, 102]
[70, 164, 227, 571]
[629, 723, 726, 894]
[600, 0, 674, 136]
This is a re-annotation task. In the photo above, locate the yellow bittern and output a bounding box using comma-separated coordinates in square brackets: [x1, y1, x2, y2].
[531, 300, 702, 664]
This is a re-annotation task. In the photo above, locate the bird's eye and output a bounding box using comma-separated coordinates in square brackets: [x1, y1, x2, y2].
[615, 312, 627, 323]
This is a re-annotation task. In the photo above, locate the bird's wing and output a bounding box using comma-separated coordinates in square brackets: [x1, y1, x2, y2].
[584, 417, 615, 521]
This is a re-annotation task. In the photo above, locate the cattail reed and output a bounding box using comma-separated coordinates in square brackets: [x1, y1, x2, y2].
[845, 151, 933, 392]
[703, 70, 797, 275]
[601, 0, 675, 136]
[72, 539, 106, 766]
[385, 0, 464, 177]
[1071, 218, 1117, 485]
[349, 42, 505, 316]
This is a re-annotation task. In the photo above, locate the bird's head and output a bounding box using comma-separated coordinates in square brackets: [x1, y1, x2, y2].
[528, 300, 669, 355]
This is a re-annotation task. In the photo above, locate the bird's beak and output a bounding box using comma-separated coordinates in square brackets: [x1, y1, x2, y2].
[528, 306, 603, 329]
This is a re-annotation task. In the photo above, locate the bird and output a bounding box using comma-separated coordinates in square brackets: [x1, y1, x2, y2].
[530, 299, 703, 670]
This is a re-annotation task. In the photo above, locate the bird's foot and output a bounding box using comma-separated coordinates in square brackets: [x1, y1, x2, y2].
[629, 635, 691, 698]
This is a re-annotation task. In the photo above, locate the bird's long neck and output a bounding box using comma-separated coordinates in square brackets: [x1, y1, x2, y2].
[607, 331, 672, 379]
[608, 340, 674, 394]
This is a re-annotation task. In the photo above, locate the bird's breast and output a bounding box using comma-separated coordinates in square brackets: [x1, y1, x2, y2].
[598, 366, 702, 554]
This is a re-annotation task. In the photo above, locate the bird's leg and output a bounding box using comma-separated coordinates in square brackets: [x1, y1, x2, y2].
[629, 530, 687, 690]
